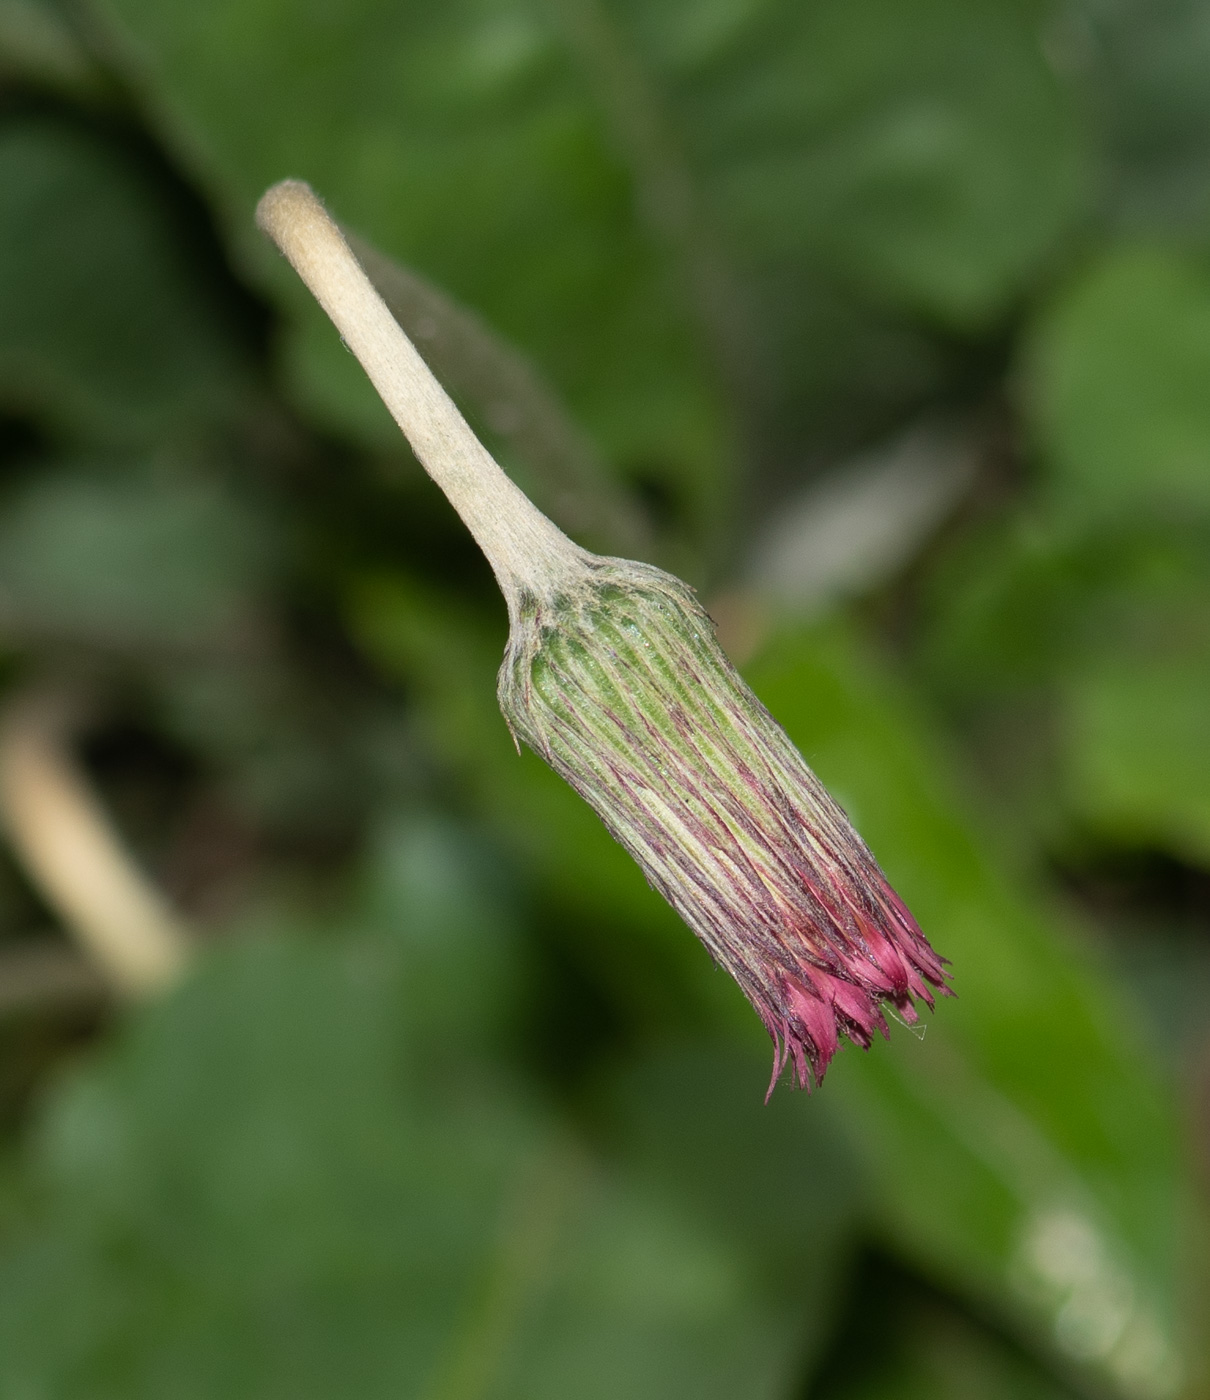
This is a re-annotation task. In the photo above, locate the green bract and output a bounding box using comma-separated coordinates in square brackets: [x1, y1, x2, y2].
[500, 557, 949, 1091]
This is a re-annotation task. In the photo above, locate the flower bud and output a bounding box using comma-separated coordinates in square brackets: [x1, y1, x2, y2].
[256, 179, 950, 1095]
[500, 557, 950, 1094]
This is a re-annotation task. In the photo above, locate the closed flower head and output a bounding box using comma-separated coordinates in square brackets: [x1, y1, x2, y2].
[500, 558, 948, 1092]
[257, 180, 951, 1095]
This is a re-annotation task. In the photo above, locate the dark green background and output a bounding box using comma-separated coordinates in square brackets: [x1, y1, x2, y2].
[0, 0, 1206, 1395]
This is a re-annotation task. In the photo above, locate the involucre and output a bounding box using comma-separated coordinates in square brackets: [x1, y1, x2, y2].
[500, 557, 948, 1092]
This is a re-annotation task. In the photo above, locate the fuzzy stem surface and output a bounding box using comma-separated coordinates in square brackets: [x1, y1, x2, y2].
[256, 180, 588, 612]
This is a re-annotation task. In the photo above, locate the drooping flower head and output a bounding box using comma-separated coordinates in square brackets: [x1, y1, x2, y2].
[256, 180, 950, 1094]
[499, 557, 948, 1092]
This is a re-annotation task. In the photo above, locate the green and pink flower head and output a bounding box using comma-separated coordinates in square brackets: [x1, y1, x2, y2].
[257, 180, 951, 1093]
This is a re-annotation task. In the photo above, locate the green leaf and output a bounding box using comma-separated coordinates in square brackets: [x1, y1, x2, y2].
[0, 462, 272, 651]
[1009, 239, 1210, 864]
[811, 1252, 1081, 1400]
[1025, 244, 1210, 516]
[918, 511, 1210, 868]
[353, 810, 529, 1056]
[622, 0, 1088, 325]
[481, 1163, 819, 1400]
[596, 1040, 862, 1365]
[0, 933, 539, 1399]
[1061, 645, 1210, 867]
[95, 0, 1087, 541]
[98, 0, 727, 530]
[0, 119, 251, 442]
[745, 621, 1185, 1400]
[1064, 0, 1210, 236]
[0, 0, 100, 94]
[0, 928, 822, 1400]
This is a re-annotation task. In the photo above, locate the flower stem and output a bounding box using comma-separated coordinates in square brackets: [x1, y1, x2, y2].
[256, 180, 588, 612]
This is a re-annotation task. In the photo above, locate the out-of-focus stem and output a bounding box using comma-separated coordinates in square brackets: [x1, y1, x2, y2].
[0, 690, 191, 998]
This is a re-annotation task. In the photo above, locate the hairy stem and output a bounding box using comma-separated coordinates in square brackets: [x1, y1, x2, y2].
[257, 181, 589, 615]
[348, 232, 650, 557]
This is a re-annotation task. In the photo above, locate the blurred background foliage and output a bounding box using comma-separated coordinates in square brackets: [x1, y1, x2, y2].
[0, 0, 1206, 1395]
